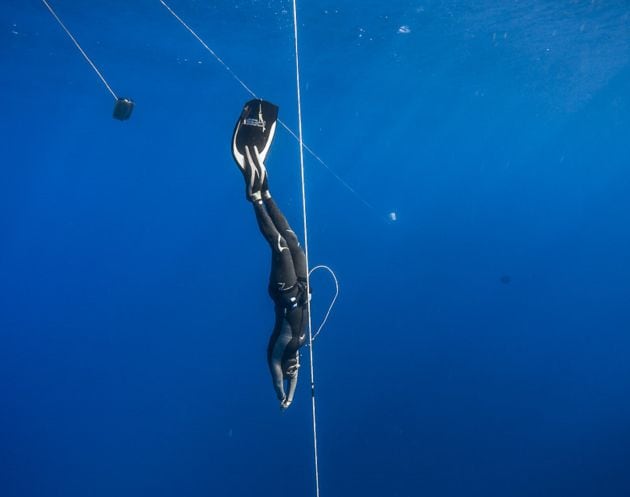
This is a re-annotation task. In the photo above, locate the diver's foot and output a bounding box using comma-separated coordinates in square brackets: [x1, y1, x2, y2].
[240, 153, 256, 200]
[244, 145, 267, 200]
[261, 171, 271, 200]
[234, 145, 265, 202]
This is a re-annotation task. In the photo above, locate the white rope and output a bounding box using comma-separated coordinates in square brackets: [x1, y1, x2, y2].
[289, 2, 321, 496]
[40, 0, 117, 100]
[309, 265, 339, 342]
[159, 0, 258, 99]
[158, 0, 379, 217]
[277, 121, 378, 214]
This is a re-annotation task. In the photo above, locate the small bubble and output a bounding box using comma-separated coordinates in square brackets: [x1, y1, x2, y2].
[398, 25, 411, 34]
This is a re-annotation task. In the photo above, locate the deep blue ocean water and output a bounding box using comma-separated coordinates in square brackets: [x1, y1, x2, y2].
[2, 1, 630, 496]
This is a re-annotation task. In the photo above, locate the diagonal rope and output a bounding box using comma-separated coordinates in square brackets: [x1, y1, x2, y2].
[158, 0, 379, 217]
[276, 121, 378, 214]
[158, 0, 257, 98]
[40, 0, 117, 100]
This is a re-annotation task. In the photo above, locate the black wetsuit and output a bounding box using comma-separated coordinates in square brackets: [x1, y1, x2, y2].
[253, 196, 309, 404]
[231, 98, 309, 407]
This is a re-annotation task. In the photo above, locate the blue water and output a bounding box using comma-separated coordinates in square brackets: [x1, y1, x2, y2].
[2, 1, 630, 496]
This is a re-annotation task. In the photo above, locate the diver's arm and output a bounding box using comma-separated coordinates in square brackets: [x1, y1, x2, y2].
[283, 373, 298, 409]
[269, 357, 286, 403]
[269, 319, 294, 407]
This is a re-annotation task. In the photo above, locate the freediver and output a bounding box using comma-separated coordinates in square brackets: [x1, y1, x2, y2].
[231, 99, 310, 410]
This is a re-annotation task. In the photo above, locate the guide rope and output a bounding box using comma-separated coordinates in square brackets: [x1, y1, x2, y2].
[289, 2, 320, 495]
[40, 0, 118, 100]
[160, 2, 336, 494]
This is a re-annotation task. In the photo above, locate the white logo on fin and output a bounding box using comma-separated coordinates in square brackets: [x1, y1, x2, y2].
[243, 103, 266, 131]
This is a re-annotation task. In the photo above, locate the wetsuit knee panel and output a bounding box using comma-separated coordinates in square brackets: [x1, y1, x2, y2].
[282, 229, 300, 248]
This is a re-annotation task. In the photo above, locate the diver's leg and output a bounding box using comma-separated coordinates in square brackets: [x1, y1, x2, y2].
[252, 199, 281, 248]
[253, 201, 299, 297]
[267, 324, 288, 402]
[263, 196, 307, 281]
[244, 133, 305, 280]
[261, 195, 291, 234]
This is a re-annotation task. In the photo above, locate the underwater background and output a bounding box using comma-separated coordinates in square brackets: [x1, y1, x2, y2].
[2, 1, 630, 496]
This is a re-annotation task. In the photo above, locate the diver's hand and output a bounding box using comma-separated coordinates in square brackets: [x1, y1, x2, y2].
[280, 398, 292, 410]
